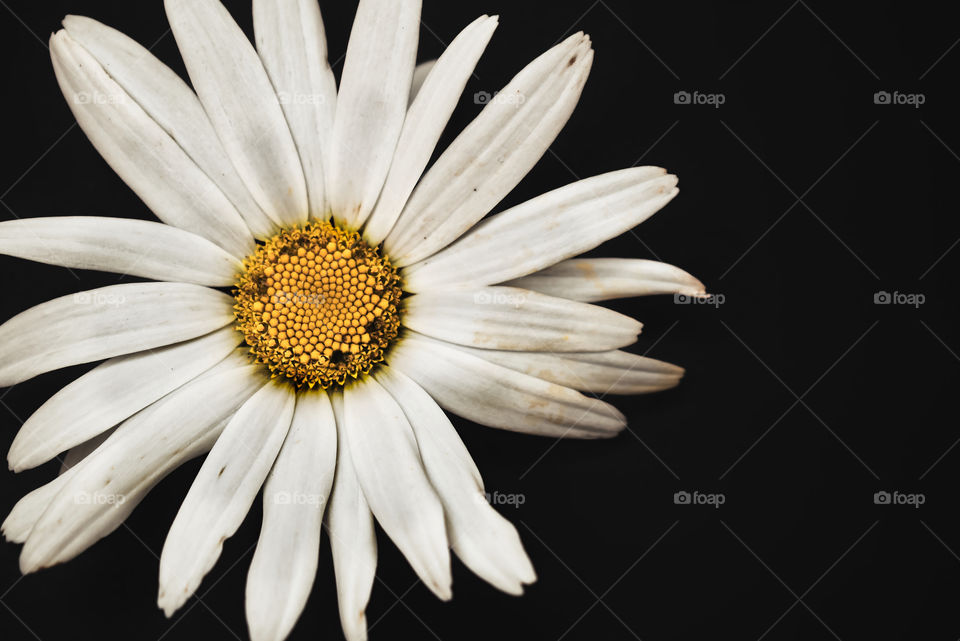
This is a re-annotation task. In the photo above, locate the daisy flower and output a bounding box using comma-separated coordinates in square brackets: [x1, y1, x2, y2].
[0, 0, 704, 639]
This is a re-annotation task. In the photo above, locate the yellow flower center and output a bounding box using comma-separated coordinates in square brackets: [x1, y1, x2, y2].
[234, 222, 402, 388]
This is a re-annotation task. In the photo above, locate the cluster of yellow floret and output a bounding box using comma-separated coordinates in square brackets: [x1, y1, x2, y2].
[234, 222, 402, 388]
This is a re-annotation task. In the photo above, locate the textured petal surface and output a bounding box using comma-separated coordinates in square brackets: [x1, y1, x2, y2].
[327, 0, 420, 228]
[62, 15, 278, 238]
[166, 0, 308, 227]
[254, 0, 338, 219]
[17, 353, 262, 572]
[403, 286, 642, 352]
[0, 282, 235, 387]
[246, 392, 337, 641]
[158, 380, 295, 616]
[59, 429, 115, 475]
[506, 258, 704, 302]
[376, 367, 535, 594]
[326, 391, 377, 641]
[384, 33, 593, 266]
[0, 217, 242, 286]
[451, 345, 685, 395]
[3, 466, 77, 544]
[50, 30, 254, 256]
[402, 168, 678, 291]
[8, 326, 240, 471]
[344, 377, 452, 600]
[364, 15, 498, 244]
[390, 332, 625, 438]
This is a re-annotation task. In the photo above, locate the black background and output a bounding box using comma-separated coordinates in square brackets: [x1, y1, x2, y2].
[1, 1, 958, 639]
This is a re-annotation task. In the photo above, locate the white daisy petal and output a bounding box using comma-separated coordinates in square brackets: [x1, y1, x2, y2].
[17, 353, 262, 572]
[8, 326, 240, 472]
[402, 168, 679, 291]
[62, 15, 279, 239]
[50, 31, 254, 257]
[326, 391, 377, 641]
[165, 0, 308, 227]
[327, 0, 421, 228]
[390, 332, 625, 438]
[0, 217, 242, 287]
[506, 258, 704, 302]
[59, 428, 115, 475]
[7, 422, 207, 548]
[344, 377, 452, 600]
[384, 33, 593, 266]
[403, 286, 642, 352]
[376, 367, 536, 595]
[450, 345, 685, 395]
[6, 429, 120, 544]
[0, 282, 235, 387]
[363, 15, 498, 245]
[246, 392, 337, 641]
[2, 466, 76, 544]
[253, 0, 338, 219]
[408, 59, 436, 105]
[158, 380, 295, 617]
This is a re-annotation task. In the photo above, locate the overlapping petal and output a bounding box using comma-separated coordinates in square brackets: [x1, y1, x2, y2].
[0, 283, 235, 387]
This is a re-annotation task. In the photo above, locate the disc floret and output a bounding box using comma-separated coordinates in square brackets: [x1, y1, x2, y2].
[234, 222, 402, 388]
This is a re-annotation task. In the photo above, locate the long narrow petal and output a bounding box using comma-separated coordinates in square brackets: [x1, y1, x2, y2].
[0, 282, 235, 387]
[8, 326, 240, 471]
[158, 380, 295, 616]
[408, 60, 436, 105]
[390, 332, 625, 438]
[327, 0, 421, 228]
[384, 33, 593, 266]
[364, 16, 498, 245]
[403, 286, 642, 352]
[3, 466, 77, 544]
[376, 367, 535, 594]
[344, 377, 452, 600]
[49, 30, 254, 257]
[326, 391, 377, 641]
[0, 217, 242, 286]
[450, 345, 685, 395]
[62, 15, 279, 238]
[4, 419, 114, 540]
[402, 169, 679, 291]
[506, 258, 705, 301]
[17, 352, 262, 572]
[165, 0, 308, 227]
[246, 392, 337, 641]
[254, 0, 338, 219]
[59, 428, 115, 474]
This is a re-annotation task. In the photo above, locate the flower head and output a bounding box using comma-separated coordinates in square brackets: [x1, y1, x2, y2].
[0, 1, 704, 639]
